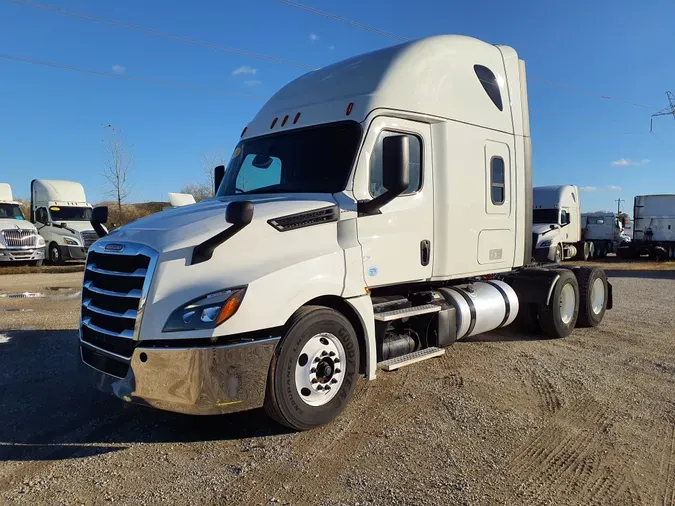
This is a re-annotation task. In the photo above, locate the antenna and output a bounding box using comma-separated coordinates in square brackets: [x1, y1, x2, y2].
[650, 91, 675, 132]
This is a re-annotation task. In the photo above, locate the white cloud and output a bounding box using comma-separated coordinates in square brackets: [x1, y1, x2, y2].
[580, 186, 597, 192]
[111, 64, 126, 75]
[329, 45, 335, 50]
[232, 66, 257, 76]
[607, 185, 622, 190]
[244, 80, 261, 87]
[611, 158, 649, 166]
[309, 33, 319, 41]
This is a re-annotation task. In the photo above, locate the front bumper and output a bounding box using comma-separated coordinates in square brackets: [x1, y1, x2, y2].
[80, 337, 280, 415]
[60, 245, 87, 260]
[0, 247, 45, 262]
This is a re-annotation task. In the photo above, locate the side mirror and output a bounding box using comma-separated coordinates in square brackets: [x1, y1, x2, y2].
[214, 165, 225, 195]
[91, 206, 109, 238]
[358, 135, 410, 215]
[226, 200, 254, 226]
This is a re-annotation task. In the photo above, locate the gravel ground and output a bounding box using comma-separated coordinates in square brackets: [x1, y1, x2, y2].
[1, 266, 674, 505]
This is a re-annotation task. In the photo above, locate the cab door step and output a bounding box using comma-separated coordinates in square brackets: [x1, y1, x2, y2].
[377, 347, 445, 371]
[374, 304, 441, 322]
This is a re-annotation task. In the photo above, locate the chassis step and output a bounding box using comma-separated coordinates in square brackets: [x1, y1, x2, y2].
[377, 347, 445, 371]
[374, 303, 441, 322]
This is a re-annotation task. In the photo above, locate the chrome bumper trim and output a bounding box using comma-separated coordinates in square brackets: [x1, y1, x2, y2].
[80, 337, 280, 415]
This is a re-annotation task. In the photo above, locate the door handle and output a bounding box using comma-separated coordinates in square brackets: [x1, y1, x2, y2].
[420, 240, 431, 266]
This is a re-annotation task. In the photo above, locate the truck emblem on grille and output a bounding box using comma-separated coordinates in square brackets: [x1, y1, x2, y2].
[105, 243, 125, 252]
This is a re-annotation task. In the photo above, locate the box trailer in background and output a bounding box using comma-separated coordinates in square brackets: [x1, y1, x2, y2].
[30, 180, 100, 264]
[0, 183, 45, 265]
[581, 211, 631, 258]
[619, 194, 675, 260]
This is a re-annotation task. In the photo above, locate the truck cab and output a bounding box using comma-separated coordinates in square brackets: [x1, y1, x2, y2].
[581, 212, 630, 258]
[78, 35, 611, 430]
[533, 185, 582, 262]
[31, 179, 99, 264]
[0, 183, 45, 265]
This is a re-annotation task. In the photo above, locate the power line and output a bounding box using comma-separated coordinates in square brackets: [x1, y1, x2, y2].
[651, 131, 675, 152]
[0, 53, 268, 99]
[9, 0, 316, 70]
[274, 0, 410, 41]
[276, 0, 656, 111]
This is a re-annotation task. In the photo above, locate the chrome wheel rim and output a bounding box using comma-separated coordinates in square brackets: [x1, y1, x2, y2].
[295, 332, 346, 407]
[560, 283, 576, 325]
[591, 278, 605, 315]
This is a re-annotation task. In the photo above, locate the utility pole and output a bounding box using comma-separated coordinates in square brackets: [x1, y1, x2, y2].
[615, 198, 625, 214]
[650, 91, 675, 132]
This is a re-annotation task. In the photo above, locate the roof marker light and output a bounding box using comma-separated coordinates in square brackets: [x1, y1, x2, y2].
[346, 102, 354, 116]
[270, 118, 278, 129]
[293, 112, 301, 124]
[281, 115, 289, 127]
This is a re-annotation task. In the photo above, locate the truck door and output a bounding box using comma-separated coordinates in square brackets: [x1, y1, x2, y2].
[353, 117, 433, 287]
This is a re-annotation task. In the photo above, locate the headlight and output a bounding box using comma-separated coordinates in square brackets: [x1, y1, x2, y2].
[538, 240, 551, 248]
[64, 237, 79, 246]
[36, 236, 46, 247]
[163, 287, 247, 333]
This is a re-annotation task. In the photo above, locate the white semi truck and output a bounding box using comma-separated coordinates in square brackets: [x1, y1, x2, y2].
[79, 35, 613, 430]
[532, 185, 593, 262]
[0, 183, 46, 265]
[581, 211, 631, 258]
[618, 194, 675, 260]
[30, 179, 100, 264]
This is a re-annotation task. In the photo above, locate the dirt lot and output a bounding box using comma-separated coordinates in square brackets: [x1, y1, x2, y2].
[1, 264, 675, 505]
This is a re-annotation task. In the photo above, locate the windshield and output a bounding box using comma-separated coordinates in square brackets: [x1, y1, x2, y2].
[586, 216, 605, 225]
[0, 203, 25, 220]
[533, 209, 560, 224]
[49, 206, 92, 222]
[217, 122, 362, 196]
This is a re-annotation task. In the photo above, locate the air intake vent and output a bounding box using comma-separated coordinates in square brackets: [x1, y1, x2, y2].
[268, 205, 339, 232]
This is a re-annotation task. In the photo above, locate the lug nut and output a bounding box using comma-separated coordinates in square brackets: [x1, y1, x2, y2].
[311, 378, 318, 384]
[334, 358, 340, 363]
[331, 378, 338, 384]
[310, 367, 316, 374]
[314, 357, 320, 363]
[329, 351, 335, 357]
[335, 368, 341, 374]
[321, 351, 328, 357]
[316, 385, 323, 391]
[325, 386, 331, 391]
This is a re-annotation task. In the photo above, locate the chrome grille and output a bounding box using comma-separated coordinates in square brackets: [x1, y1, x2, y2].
[81, 231, 99, 250]
[80, 243, 157, 375]
[1, 229, 38, 248]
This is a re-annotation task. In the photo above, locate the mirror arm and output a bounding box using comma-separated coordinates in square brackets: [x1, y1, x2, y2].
[357, 190, 403, 216]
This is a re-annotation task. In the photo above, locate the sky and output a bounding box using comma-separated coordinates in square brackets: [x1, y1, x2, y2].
[1, 0, 674, 215]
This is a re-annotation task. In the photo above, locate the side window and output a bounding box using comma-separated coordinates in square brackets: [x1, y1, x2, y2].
[235, 154, 282, 193]
[490, 157, 505, 205]
[369, 132, 421, 197]
[561, 210, 569, 225]
[474, 65, 504, 112]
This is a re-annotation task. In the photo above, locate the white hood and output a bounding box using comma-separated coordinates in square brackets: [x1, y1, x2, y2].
[52, 221, 96, 234]
[104, 194, 339, 253]
[0, 218, 38, 232]
[532, 223, 559, 235]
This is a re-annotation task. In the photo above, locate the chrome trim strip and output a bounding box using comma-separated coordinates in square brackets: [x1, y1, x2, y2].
[86, 264, 147, 277]
[82, 317, 134, 339]
[140, 336, 282, 353]
[80, 339, 132, 363]
[83, 299, 137, 319]
[83, 280, 142, 299]
[546, 273, 561, 306]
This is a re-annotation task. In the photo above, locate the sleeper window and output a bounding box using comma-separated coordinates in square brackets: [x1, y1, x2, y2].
[490, 157, 505, 205]
[369, 132, 421, 197]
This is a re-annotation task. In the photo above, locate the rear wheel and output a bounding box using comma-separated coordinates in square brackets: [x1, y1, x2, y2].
[571, 267, 608, 327]
[538, 270, 579, 338]
[264, 306, 360, 431]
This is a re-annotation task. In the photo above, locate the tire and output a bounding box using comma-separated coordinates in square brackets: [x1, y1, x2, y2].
[264, 305, 360, 431]
[572, 267, 608, 327]
[554, 244, 563, 263]
[538, 270, 579, 339]
[589, 242, 595, 260]
[598, 243, 607, 259]
[582, 242, 590, 261]
[49, 242, 63, 265]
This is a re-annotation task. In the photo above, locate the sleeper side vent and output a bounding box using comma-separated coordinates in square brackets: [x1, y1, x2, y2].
[268, 205, 339, 232]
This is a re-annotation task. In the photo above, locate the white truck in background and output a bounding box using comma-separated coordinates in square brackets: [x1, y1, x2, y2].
[581, 211, 631, 258]
[532, 185, 593, 262]
[618, 194, 675, 260]
[79, 35, 613, 431]
[0, 183, 46, 265]
[30, 180, 99, 264]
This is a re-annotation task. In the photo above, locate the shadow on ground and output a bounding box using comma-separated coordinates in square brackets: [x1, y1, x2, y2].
[604, 269, 675, 280]
[0, 330, 290, 462]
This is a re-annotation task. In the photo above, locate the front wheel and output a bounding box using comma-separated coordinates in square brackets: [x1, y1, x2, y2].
[554, 244, 563, 263]
[264, 306, 360, 431]
[49, 243, 63, 265]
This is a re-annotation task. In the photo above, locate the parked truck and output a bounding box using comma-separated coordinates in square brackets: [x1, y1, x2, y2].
[532, 185, 594, 262]
[79, 35, 613, 430]
[618, 194, 675, 260]
[581, 211, 631, 258]
[0, 183, 46, 265]
[30, 179, 100, 264]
